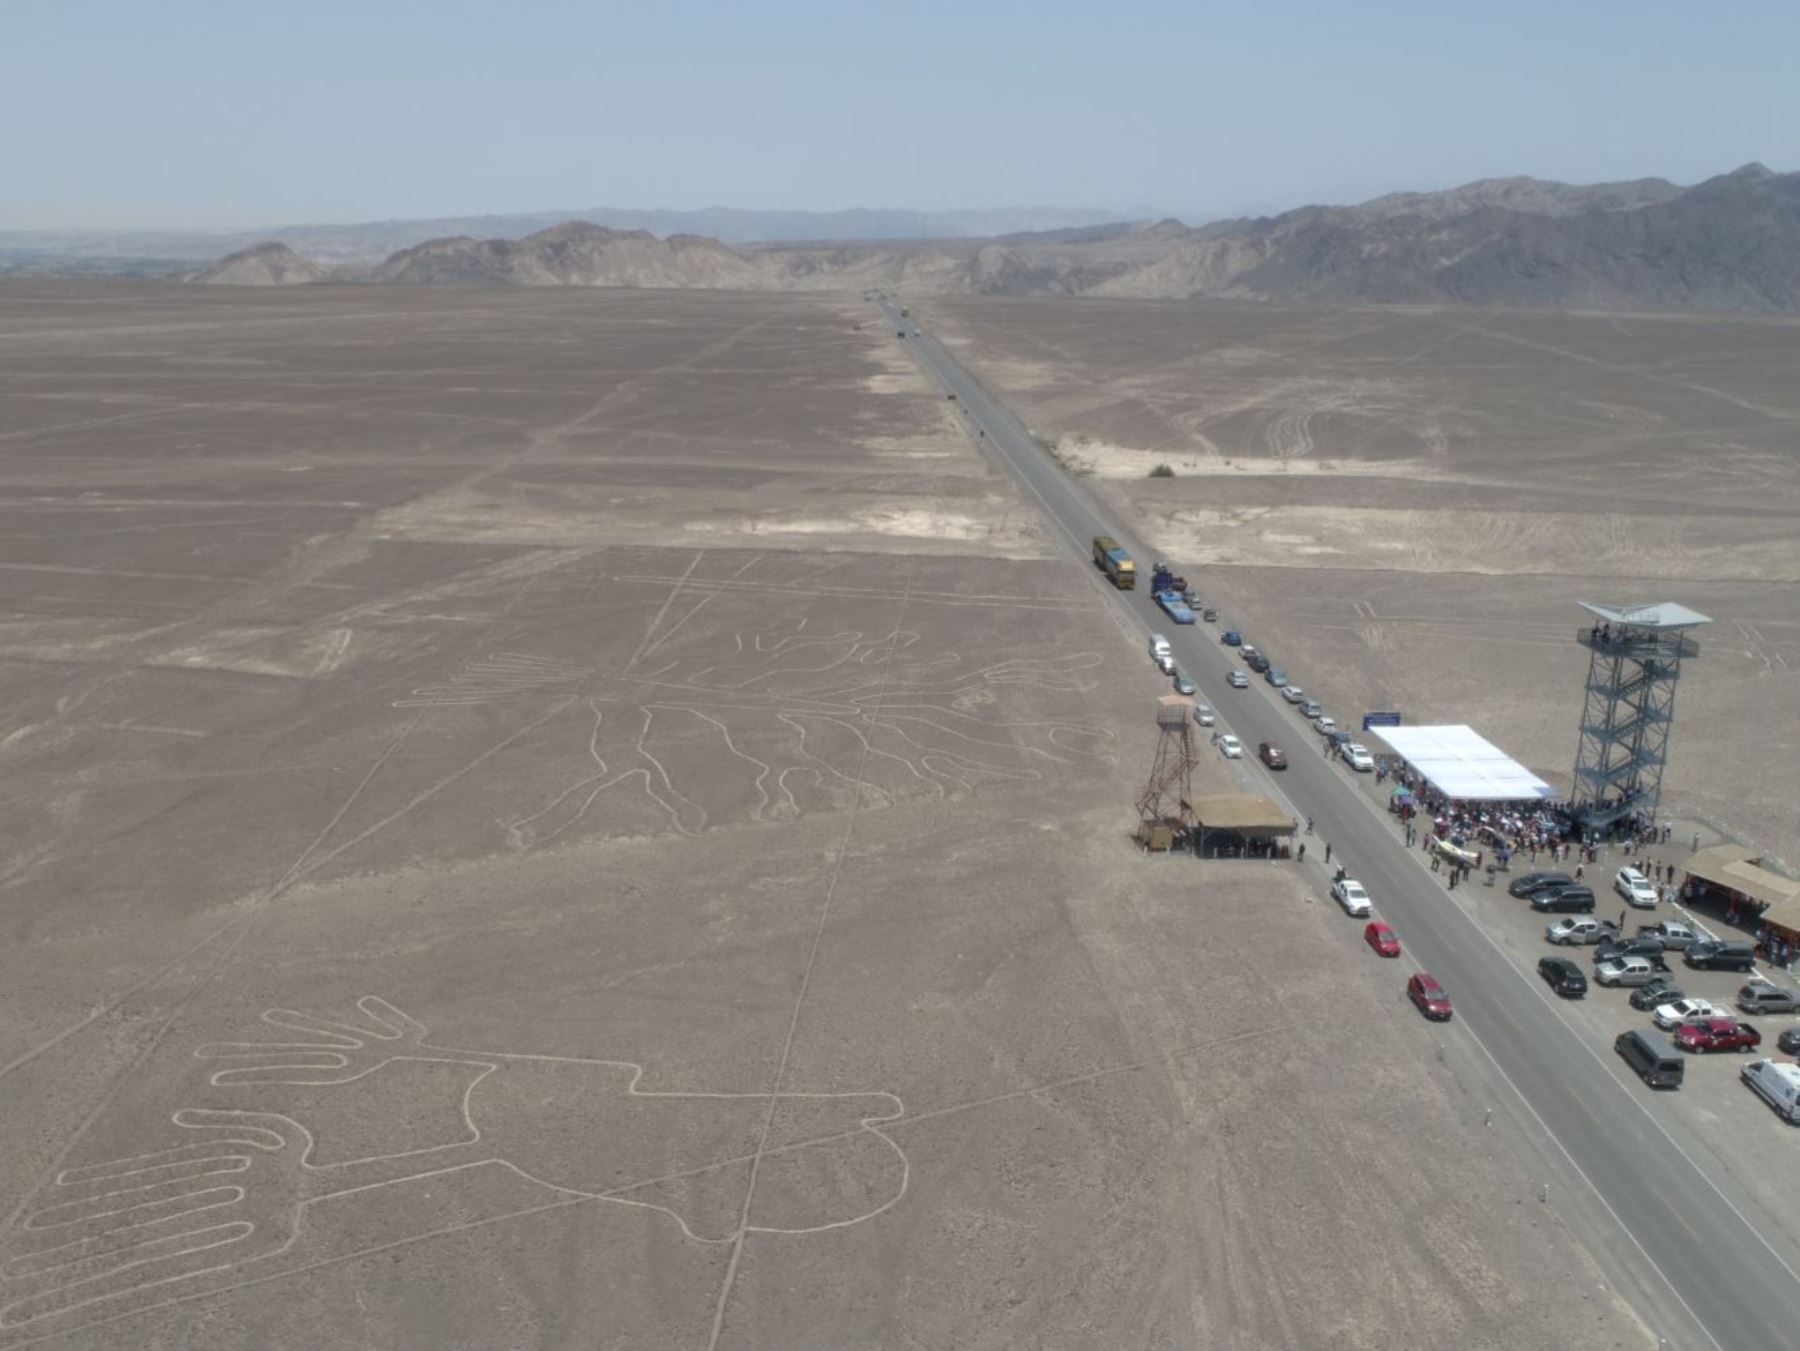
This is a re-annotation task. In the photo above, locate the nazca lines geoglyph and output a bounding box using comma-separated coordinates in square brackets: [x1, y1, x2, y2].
[393, 652, 594, 708]
[462, 618, 1111, 846]
[0, 998, 908, 1343]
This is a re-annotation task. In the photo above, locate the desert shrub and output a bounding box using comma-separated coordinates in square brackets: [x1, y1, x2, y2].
[1149, 463, 1176, 478]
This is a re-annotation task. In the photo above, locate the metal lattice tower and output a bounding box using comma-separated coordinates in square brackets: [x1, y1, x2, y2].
[1570, 602, 1709, 832]
[1136, 696, 1197, 826]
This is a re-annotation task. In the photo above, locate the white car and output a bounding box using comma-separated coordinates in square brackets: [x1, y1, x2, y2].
[1280, 686, 1307, 704]
[1331, 878, 1372, 917]
[1344, 744, 1375, 772]
[1155, 653, 1175, 675]
[1652, 997, 1722, 1030]
[1614, 867, 1659, 909]
[1314, 716, 1338, 736]
[1214, 732, 1243, 759]
[1227, 670, 1249, 688]
[1193, 703, 1216, 727]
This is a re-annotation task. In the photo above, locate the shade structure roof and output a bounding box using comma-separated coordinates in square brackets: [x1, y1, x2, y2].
[1578, 601, 1711, 630]
[1683, 843, 1800, 912]
[1181, 794, 1296, 833]
[1368, 725, 1557, 802]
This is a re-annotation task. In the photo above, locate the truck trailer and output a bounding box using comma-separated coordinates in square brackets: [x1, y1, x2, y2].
[1092, 536, 1136, 589]
[1156, 591, 1196, 624]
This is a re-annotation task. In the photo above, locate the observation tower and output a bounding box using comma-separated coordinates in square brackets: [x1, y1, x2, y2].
[1569, 601, 1708, 833]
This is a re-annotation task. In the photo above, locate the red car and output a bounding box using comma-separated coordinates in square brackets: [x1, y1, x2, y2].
[1408, 973, 1453, 1021]
[1672, 1017, 1761, 1054]
[1258, 741, 1288, 769]
[1364, 921, 1402, 958]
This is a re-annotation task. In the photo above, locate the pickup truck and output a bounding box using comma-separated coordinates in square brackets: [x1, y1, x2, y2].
[1672, 1018, 1761, 1054]
[1636, 920, 1699, 951]
[1545, 916, 1618, 946]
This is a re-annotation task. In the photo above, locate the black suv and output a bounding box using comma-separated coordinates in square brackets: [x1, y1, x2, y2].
[1537, 956, 1588, 998]
[1243, 651, 1270, 674]
[1509, 871, 1573, 899]
[1685, 940, 1756, 972]
[1630, 978, 1684, 1011]
[1592, 936, 1669, 970]
[1530, 885, 1596, 914]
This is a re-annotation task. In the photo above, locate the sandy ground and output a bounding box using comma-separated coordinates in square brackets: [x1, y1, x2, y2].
[933, 295, 1800, 868]
[0, 283, 1647, 1348]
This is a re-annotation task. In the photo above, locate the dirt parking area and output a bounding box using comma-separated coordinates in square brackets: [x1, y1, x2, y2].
[0, 283, 1650, 1348]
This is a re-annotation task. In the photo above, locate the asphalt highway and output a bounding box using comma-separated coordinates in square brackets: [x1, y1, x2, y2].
[879, 299, 1800, 1350]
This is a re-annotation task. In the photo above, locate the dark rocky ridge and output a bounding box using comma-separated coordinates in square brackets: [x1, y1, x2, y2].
[191, 166, 1800, 314]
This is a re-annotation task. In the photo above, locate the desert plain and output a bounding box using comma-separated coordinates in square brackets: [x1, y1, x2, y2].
[0, 280, 1678, 1348]
[935, 295, 1800, 867]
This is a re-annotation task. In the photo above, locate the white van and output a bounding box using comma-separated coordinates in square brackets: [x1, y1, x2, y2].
[1149, 633, 1172, 662]
[1741, 1060, 1800, 1124]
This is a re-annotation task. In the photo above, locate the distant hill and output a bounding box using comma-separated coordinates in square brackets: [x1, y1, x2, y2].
[5, 204, 1120, 265]
[368, 222, 770, 288]
[183, 165, 1800, 313]
[192, 242, 328, 286]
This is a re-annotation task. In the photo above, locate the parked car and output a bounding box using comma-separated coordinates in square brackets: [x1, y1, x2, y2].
[1636, 920, 1698, 951]
[1653, 997, 1723, 1030]
[1738, 980, 1800, 1015]
[1192, 703, 1216, 727]
[1509, 871, 1573, 899]
[1592, 936, 1669, 969]
[1221, 630, 1242, 646]
[1617, 1030, 1684, 1089]
[1614, 867, 1659, 909]
[1299, 700, 1324, 719]
[1531, 885, 1596, 914]
[1244, 652, 1270, 674]
[1156, 653, 1175, 674]
[1280, 686, 1307, 705]
[1685, 941, 1756, 972]
[1629, 978, 1684, 1011]
[1596, 956, 1663, 987]
[1265, 667, 1289, 687]
[1258, 741, 1287, 769]
[1226, 670, 1248, 688]
[1672, 1018, 1761, 1054]
[1214, 732, 1243, 759]
[1364, 921, 1401, 957]
[1343, 745, 1375, 772]
[1778, 1027, 1800, 1056]
[1538, 956, 1589, 997]
[1545, 916, 1617, 945]
[1408, 973, 1453, 1021]
[1331, 878, 1372, 917]
[1324, 730, 1356, 753]
[1172, 671, 1197, 696]
[1741, 1059, 1800, 1122]
[1313, 715, 1337, 735]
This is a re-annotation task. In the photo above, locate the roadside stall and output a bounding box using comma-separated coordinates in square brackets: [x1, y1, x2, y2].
[1182, 794, 1298, 860]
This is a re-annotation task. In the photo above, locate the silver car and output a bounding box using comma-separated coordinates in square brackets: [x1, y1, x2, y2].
[1192, 703, 1216, 727]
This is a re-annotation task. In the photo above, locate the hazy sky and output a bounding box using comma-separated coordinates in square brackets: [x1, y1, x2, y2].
[3, 0, 1795, 229]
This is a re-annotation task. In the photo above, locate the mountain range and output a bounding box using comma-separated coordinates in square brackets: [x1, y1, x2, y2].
[108, 165, 1800, 313]
[0, 205, 1120, 268]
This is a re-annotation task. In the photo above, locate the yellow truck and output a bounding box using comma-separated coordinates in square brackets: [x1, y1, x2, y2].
[1092, 535, 1136, 589]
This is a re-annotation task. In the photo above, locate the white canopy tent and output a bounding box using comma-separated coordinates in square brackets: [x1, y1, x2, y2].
[1369, 724, 1557, 802]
